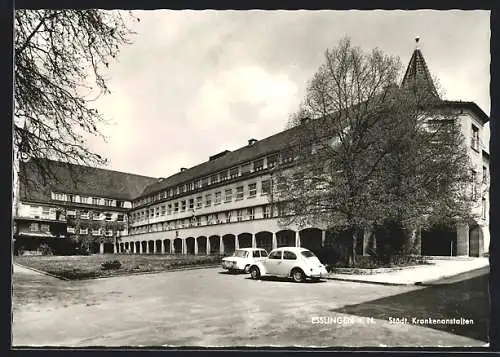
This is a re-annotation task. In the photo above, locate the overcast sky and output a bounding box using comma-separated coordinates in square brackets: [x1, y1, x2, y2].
[88, 10, 490, 178]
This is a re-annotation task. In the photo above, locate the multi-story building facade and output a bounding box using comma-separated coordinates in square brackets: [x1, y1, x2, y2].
[14, 158, 157, 255]
[13, 44, 490, 257]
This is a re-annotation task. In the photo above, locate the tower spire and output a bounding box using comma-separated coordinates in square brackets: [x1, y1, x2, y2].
[401, 37, 439, 99]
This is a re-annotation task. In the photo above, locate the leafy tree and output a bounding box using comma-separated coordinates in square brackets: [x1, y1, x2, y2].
[272, 37, 472, 264]
[14, 9, 138, 184]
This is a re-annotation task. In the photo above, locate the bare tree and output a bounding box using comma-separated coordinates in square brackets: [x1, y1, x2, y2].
[14, 9, 138, 186]
[272, 38, 473, 264]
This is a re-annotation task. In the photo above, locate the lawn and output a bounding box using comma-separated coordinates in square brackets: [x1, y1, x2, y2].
[14, 254, 223, 280]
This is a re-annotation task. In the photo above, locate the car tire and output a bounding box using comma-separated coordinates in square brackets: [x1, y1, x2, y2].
[244, 265, 251, 274]
[291, 268, 305, 283]
[250, 266, 261, 280]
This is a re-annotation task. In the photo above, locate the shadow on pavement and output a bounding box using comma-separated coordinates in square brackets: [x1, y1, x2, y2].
[330, 267, 489, 342]
[243, 276, 327, 284]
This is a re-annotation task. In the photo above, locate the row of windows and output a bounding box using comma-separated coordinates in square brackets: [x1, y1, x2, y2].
[132, 152, 284, 208]
[66, 227, 123, 236]
[29, 223, 50, 232]
[51, 192, 127, 208]
[66, 210, 125, 222]
[130, 180, 272, 223]
[129, 204, 291, 235]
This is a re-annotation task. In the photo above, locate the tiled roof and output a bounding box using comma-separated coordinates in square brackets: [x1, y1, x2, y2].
[139, 126, 301, 197]
[19, 158, 158, 202]
[401, 48, 439, 98]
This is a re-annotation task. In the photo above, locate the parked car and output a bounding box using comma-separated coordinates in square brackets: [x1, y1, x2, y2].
[221, 248, 268, 273]
[249, 247, 329, 283]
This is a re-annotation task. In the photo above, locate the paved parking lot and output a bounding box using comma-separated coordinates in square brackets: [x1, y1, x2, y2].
[12, 266, 487, 347]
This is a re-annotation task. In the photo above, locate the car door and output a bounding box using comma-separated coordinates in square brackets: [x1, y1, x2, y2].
[279, 250, 298, 276]
[265, 250, 282, 275]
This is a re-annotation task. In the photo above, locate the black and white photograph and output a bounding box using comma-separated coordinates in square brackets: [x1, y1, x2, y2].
[11, 9, 491, 348]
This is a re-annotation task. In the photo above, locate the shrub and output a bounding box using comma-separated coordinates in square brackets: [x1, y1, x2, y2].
[39, 243, 53, 256]
[101, 260, 122, 270]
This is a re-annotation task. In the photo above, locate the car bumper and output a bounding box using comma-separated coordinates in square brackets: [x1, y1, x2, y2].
[222, 261, 241, 270]
[308, 270, 329, 278]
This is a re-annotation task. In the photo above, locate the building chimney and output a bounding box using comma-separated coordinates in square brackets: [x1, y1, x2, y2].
[248, 138, 258, 146]
[180, 168, 187, 172]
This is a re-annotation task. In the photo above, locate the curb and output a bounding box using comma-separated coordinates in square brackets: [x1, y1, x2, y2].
[14, 263, 222, 281]
[325, 276, 413, 286]
[13, 263, 70, 281]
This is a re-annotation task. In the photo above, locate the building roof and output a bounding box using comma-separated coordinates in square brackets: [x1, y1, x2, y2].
[401, 44, 439, 99]
[140, 126, 301, 197]
[18, 158, 158, 202]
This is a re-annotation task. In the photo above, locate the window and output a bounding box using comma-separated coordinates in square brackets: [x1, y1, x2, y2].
[189, 198, 194, 210]
[181, 200, 186, 212]
[42, 206, 51, 215]
[202, 177, 209, 187]
[224, 189, 232, 203]
[155, 206, 160, 216]
[67, 226, 75, 234]
[253, 250, 261, 258]
[149, 208, 154, 218]
[80, 196, 89, 204]
[225, 211, 231, 223]
[205, 193, 212, 207]
[79, 227, 88, 235]
[188, 182, 194, 191]
[236, 186, 244, 200]
[281, 149, 294, 163]
[254, 158, 264, 171]
[268, 250, 282, 259]
[210, 174, 219, 185]
[237, 209, 243, 222]
[67, 194, 74, 202]
[263, 205, 271, 219]
[261, 180, 271, 195]
[80, 211, 89, 219]
[248, 183, 257, 197]
[471, 124, 480, 151]
[167, 204, 172, 215]
[196, 196, 202, 209]
[241, 162, 251, 175]
[283, 251, 297, 260]
[472, 170, 478, 200]
[105, 230, 113, 237]
[230, 167, 239, 179]
[483, 166, 488, 183]
[67, 210, 76, 217]
[40, 224, 50, 232]
[104, 199, 113, 206]
[267, 153, 279, 168]
[214, 191, 222, 205]
[247, 207, 255, 220]
[219, 170, 228, 182]
[105, 213, 113, 221]
[160, 191, 166, 199]
[116, 200, 124, 208]
[174, 202, 179, 213]
[29, 223, 39, 232]
[52, 192, 66, 201]
[117, 214, 124, 222]
[181, 184, 187, 193]
[161, 205, 166, 215]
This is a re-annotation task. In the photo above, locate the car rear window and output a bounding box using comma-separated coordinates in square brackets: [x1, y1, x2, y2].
[234, 250, 248, 258]
[301, 251, 316, 258]
[253, 251, 260, 258]
[260, 250, 268, 257]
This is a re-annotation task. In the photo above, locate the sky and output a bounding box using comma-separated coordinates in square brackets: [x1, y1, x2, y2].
[88, 10, 491, 178]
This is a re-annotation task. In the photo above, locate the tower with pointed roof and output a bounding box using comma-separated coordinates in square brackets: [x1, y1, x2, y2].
[401, 37, 439, 99]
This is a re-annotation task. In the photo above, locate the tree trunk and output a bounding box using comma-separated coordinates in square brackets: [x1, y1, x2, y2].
[349, 228, 357, 266]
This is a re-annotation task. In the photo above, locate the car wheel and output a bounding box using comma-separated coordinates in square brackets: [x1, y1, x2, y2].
[292, 268, 305, 283]
[250, 266, 261, 280]
[244, 264, 251, 274]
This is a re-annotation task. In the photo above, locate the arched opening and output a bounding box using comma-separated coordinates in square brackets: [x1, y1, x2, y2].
[103, 242, 114, 253]
[222, 234, 236, 255]
[276, 230, 295, 248]
[209, 235, 220, 255]
[469, 225, 484, 257]
[124, 242, 129, 251]
[148, 240, 155, 254]
[119, 243, 124, 253]
[155, 240, 162, 254]
[421, 224, 457, 256]
[163, 239, 171, 254]
[197, 236, 207, 255]
[256, 231, 273, 253]
[238, 233, 252, 248]
[299, 228, 323, 252]
[135, 241, 140, 253]
[173, 238, 183, 254]
[141, 241, 147, 253]
[186, 237, 195, 255]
